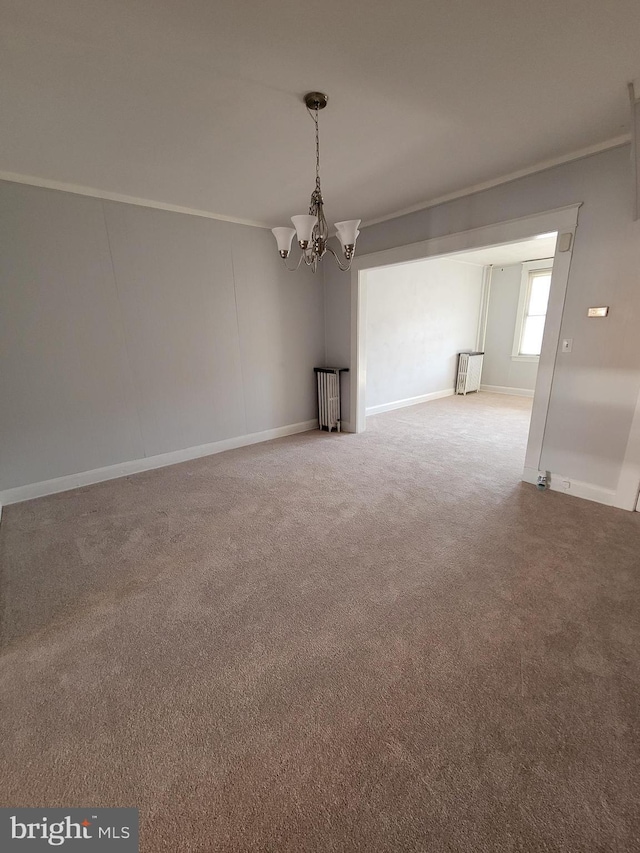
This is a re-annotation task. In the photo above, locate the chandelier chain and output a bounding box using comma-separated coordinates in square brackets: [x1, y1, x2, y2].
[315, 106, 321, 194]
[307, 104, 322, 198]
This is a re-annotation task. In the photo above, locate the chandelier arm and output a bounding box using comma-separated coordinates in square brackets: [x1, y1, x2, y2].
[281, 252, 306, 272]
[326, 244, 353, 272]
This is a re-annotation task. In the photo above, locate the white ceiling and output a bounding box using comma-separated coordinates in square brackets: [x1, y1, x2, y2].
[1, 0, 639, 228]
[447, 235, 558, 267]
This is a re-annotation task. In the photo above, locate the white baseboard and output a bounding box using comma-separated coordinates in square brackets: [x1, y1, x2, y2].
[522, 466, 617, 508]
[0, 419, 318, 506]
[366, 388, 454, 416]
[480, 384, 535, 398]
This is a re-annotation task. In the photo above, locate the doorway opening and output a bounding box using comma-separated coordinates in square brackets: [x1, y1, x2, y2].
[362, 233, 557, 476]
[348, 205, 581, 485]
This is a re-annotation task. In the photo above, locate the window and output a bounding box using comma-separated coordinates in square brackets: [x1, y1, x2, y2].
[512, 260, 552, 361]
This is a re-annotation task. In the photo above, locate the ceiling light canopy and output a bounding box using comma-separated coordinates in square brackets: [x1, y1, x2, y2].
[272, 92, 360, 273]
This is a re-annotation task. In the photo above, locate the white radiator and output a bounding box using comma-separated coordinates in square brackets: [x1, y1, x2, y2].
[456, 352, 484, 395]
[314, 367, 346, 432]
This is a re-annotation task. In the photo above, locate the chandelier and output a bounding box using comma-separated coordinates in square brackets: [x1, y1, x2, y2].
[271, 92, 360, 273]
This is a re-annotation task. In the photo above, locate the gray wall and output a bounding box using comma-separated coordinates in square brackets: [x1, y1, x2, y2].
[325, 145, 640, 491]
[0, 181, 325, 491]
[365, 258, 482, 409]
[482, 264, 539, 391]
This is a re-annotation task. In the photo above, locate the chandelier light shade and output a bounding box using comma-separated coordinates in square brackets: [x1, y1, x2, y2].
[335, 220, 361, 246]
[272, 227, 297, 255]
[338, 228, 360, 253]
[290, 215, 317, 247]
[271, 92, 361, 273]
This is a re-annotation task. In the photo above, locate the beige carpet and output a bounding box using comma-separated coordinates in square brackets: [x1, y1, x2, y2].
[1, 392, 639, 851]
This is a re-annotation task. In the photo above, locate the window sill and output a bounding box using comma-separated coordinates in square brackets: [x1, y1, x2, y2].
[511, 355, 540, 363]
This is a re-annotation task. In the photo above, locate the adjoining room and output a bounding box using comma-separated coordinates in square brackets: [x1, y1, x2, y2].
[363, 233, 557, 473]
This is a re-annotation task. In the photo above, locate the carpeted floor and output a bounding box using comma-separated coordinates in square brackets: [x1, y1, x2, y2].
[1, 392, 639, 851]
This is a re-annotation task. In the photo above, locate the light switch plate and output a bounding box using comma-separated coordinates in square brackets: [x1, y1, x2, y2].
[562, 338, 573, 353]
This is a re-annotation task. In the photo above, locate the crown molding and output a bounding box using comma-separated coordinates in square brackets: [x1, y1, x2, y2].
[361, 135, 631, 229]
[0, 133, 631, 233]
[0, 171, 271, 229]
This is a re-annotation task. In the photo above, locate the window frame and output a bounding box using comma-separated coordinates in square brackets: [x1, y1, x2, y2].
[512, 259, 554, 362]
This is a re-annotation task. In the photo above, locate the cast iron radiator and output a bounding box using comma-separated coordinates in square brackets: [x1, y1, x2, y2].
[314, 367, 348, 432]
[456, 351, 484, 395]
